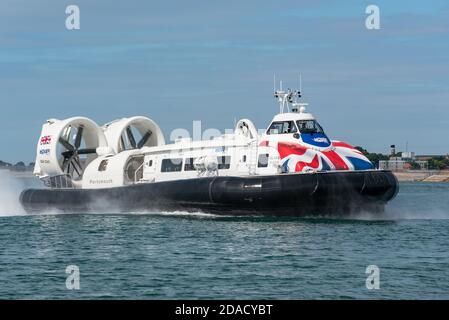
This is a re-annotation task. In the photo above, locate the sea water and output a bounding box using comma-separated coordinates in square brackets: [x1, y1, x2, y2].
[0, 171, 448, 299]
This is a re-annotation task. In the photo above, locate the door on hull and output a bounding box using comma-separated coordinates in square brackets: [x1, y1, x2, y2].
[143, 156, 157, 182]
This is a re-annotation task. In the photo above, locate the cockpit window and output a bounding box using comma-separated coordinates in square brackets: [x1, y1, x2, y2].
[296, 120, 324, 134]
[267, 121, 298, 135]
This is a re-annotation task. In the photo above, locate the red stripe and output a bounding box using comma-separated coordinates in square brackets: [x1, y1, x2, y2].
[278, 142, 307, 159]
[295, 154, 319, 172]
[332, 141, 363, 155]
[322, 150, 349, 170]
[332, 141, 355, 149]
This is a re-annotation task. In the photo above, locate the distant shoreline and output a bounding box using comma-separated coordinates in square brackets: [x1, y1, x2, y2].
[0, 168, 35, 178]
[393, 170, 449, 182]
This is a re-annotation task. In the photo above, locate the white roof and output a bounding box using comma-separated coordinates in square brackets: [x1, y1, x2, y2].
[271, 112, 315, 122]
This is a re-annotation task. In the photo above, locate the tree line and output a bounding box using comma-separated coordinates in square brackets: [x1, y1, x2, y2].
[355, 147, 449, 170]
[0, 160, 35, 172]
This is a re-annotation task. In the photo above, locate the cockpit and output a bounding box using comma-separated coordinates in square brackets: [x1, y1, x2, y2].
[296, 120, 324, 134]
[267, 121, 297, 134]
[267, 120, 324, 135]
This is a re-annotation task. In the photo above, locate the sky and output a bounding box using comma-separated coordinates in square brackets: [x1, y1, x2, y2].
[0, 0, 448, 163]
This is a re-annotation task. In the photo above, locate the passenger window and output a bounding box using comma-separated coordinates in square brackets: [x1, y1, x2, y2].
[161, 158, 183, 172]
[217, 156, 231, 170]
[258, 154, 269, 168]
[98, 160, 108, 172]
[148, 160, 153, 167]
[184, 157, 196, 171]
[267, 121, 297, 135]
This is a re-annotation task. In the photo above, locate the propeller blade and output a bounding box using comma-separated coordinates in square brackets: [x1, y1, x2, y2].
[137, 130, 152, 148]
[126, 126, 137, 149]
[63, 126, 72, 142]
[74, 126, 84, 149]
[73, 156, 82, 170]
[120, 136, 126, 151]
[59, 137, 75, 151]
[62, 157, 69, 171]
[71, 159, 80, 176]
[62, 150, 75, 158]
[77, 148, 97, 155]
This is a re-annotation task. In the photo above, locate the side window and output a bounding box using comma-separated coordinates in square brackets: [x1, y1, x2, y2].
[268, 122, 283, 135]
[217, 156, 231, 170]
[267, 121, 297, 134]
[98, 159, 108, 172]
[161, 158, 183, 172]
[184, 157, 196, 171]
[258, 154, 269, 168]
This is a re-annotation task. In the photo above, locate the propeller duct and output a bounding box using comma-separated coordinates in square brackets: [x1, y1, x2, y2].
[34, 117, 108, 186]
[102, 116, 165, 154]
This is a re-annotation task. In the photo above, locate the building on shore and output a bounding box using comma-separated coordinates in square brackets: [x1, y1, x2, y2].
[379, 145, 428, 171]
[379, 158, 428, 171]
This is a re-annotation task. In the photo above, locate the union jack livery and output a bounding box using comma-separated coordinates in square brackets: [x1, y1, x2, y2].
[275, 141, 373, 173]
[40, 135, 52, 145]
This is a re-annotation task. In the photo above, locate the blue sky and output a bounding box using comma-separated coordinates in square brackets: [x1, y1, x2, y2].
[0, 0, 448, 163]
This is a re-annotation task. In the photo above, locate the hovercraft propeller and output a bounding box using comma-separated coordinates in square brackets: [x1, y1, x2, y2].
[59, 125, 97, 180]
[121, 125, 152, 151]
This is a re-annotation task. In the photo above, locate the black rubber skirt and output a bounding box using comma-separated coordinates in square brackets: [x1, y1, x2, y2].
[20, 170, 399, 216]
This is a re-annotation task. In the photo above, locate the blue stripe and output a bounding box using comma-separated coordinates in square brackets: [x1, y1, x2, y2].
[347, 157, 374, 170]
[320, 157, 331, 171]
[281, 159, 290, 173]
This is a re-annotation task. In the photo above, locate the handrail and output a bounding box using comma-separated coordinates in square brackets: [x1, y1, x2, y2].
[42, 174, 75, 189]
[134, 161, 145, 183]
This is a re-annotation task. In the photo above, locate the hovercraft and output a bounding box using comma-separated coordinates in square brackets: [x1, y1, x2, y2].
[20, 83, 398, 216]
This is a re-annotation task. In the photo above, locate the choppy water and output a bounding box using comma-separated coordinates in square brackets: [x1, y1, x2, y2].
[0, 171, 448, 299]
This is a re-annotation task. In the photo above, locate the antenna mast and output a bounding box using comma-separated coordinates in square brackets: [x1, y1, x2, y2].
[273, 77, 302, 114]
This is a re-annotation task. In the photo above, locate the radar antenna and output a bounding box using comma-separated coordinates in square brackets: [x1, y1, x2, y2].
[274, 77, 302, 114]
